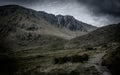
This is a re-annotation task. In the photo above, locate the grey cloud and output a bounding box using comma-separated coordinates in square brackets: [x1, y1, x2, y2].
[77, 0, 120, 17]
[1, 0, 120, 16]
[0, 0, 120, 26]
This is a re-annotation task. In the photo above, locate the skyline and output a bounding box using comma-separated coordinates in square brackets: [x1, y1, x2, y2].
[0, 0, 120, 27]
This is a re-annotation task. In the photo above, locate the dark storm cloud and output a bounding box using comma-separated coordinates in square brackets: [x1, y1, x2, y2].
[0, 0, 66, 4]
[0, 0, 120, 26]
[1, 0, 120, 16]
[0, 0, 39, 5]
[77, 0, 120, 17]
[0, 0, 37, 3]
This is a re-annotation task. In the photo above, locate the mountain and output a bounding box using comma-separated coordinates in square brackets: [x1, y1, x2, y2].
[0, 5, 97, 39]
[0, 5, 97, 51]
[1, 5, 120, 75]
[65, 23, 120, 49]
[0, 5, 66, 52]
[39, 12, 96, 32]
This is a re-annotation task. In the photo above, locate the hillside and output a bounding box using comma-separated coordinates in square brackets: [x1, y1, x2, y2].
[0, 5, 97, 40]
[0, 5, 97, 51]
[1, 5, 120, 75]
[0, 5, 66, 52]
[65, 23, 120, 49]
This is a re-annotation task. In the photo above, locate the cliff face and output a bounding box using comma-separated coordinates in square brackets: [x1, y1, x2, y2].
[56, 15, 96, 31]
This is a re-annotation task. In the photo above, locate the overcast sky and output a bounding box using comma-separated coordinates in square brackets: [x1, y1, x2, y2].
[0, 0, 120, 27]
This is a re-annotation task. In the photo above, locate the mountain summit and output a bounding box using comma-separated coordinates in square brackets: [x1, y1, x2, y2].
[56, 15, 95, 31]
[0, 5, 96, 51]
[0, 5, 97, 39]
[0, 5, 120, 75]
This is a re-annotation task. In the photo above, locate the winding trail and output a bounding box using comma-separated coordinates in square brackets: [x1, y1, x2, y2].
[88, 51, 111, 75]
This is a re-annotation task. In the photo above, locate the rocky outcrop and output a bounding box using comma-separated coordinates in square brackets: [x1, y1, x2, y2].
[56, 15, 96, 31]
[0, 5, 97, 51]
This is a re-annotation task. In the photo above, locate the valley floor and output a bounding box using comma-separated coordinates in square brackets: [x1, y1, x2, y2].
[3, 47, 112, 75]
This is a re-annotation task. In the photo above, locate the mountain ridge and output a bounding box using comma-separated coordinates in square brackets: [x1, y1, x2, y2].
[0, 5, 120, 75]
[0, 5, 97, 31]
[0, 4, 97, 41]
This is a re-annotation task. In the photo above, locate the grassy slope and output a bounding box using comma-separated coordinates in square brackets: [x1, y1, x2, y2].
[6, 47, 104, 75]
[65, 23, 120, 49]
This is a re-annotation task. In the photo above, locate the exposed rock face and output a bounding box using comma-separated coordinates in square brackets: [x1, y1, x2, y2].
[56, 15, 96, 31]
[0, 5, 97, 40]
[0, 5, 68, 51]
[34, 11, 97, 32]
[0, 5, 97, 51]
[57, 15, 85, 31]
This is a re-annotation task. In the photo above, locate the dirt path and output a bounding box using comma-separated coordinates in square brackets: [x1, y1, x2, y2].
[88, 51, 111, 75]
